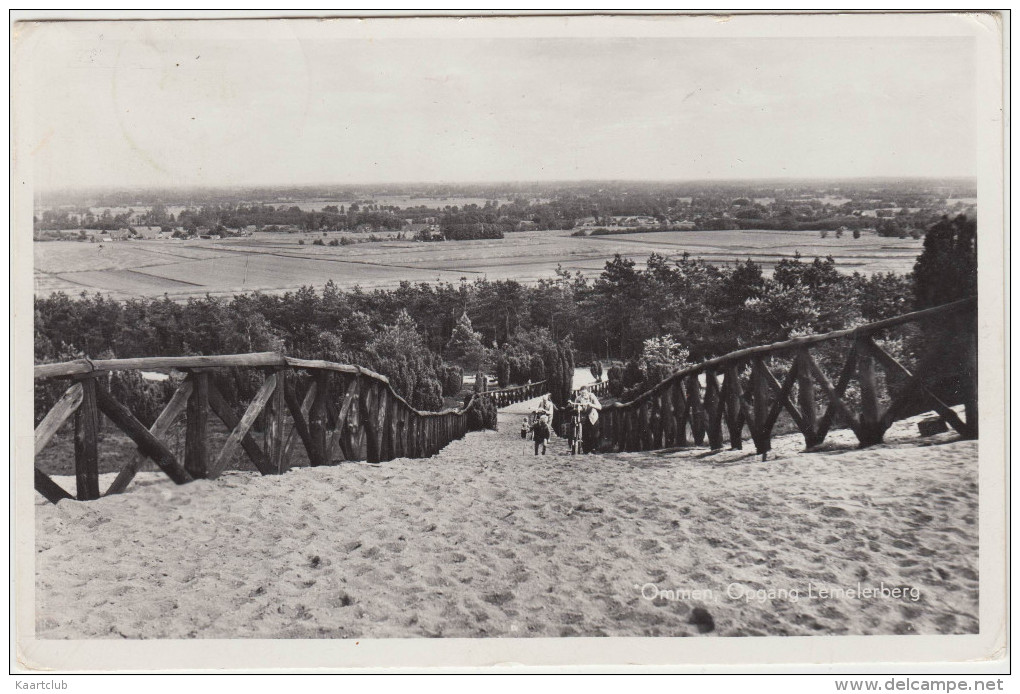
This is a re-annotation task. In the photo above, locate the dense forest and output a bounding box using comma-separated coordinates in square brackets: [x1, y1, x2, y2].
[35, 214, 976, 424]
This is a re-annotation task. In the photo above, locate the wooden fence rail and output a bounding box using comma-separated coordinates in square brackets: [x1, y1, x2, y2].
[596, 297, 977, 458]
[479, 381, 548, 408]
[32, 298, 978, 502]
[573, 380, 610, 400]
[34, 354, 479, 503]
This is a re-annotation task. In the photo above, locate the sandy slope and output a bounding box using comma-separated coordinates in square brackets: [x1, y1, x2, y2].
[35, 402, 978, 639]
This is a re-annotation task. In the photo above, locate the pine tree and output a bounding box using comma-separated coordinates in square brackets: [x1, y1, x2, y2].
[444, 312, 488, 373]
[913, 214, 977, 310]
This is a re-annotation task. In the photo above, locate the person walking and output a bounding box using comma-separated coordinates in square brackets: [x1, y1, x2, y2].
[536, 394, 554, 421]
[572, 385, 602, 453]
[532, 413, 551, 455]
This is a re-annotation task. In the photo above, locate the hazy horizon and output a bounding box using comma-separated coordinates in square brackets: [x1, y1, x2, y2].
[19, 20, 977, 191]
[34, 175, 980, 204]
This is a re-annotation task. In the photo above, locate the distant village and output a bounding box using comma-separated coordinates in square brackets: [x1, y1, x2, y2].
[33, 182, 976, 244]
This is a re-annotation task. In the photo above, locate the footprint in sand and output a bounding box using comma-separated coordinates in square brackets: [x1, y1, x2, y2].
[482, 591, 514, 607]
[820, 506, 849, 518]
[954, 566, 979, 582]
[638, 539, 663, 554]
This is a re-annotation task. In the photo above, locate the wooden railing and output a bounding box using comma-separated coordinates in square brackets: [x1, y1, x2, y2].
[33, 353, 478, 503]
[479, 380, 547, 408]
[596, 298, 977, 457]
[573, 380, 610, 399]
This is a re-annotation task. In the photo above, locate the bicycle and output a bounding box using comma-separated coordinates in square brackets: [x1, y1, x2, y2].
[568, 404, 584, 455]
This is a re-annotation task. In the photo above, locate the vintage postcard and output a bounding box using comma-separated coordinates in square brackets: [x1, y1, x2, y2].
[11, 11, 1007, 673]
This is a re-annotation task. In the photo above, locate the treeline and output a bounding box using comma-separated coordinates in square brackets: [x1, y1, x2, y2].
[37, 183, 972, 238]
[33, 202, 408, 234]
[35, 209, 134, 231]
[175, 203, 405, 233]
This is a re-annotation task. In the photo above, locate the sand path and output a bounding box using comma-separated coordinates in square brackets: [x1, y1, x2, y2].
[35, 400, 978, 639]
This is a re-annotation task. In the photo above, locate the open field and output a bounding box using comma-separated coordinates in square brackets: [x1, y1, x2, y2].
[35, 404, 977, 639]
[34, 229, 924, 300]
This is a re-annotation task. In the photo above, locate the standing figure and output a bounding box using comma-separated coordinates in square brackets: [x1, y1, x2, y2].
[572, 385, 603, 453]
[532, 413, 551, 455]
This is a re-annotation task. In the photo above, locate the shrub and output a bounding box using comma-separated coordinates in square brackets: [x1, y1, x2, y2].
[312, 238, 325, 246]
[607, 364, 626, 397]
[466, 395, 497, 431]
[495, 353, 510, 387]
[328, 239, 340, 247]
[529, 354, 546, 382]
[412, 377, 443, 411]
[441, 364, 464, 396]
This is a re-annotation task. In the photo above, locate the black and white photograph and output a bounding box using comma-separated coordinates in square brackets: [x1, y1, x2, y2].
[12, 11, 1007, 673]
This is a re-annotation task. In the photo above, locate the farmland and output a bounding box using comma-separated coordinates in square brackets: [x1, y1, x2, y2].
[34, 229, 924, 300]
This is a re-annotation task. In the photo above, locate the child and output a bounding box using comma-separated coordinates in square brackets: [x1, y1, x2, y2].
[532, 413, 551, 455]
[520, 417, 530, 440]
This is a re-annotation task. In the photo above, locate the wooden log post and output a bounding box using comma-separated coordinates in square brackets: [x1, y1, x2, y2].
[405, 414, 416, 458]
[340, 376, 363, 461]
[963, 329, 978, 437]
[644, 395, 660, 449]
[185, 372, 209, 478]
[264, 368, 287, 473]
[392, 402, 405, 459]
[412, 415, 422, 458]
[615, 407, 628, 452]
[375, 385, 391, 462]
[856, 339, 884, 447]
[724, 366, 743, 450]
[796, 349, 820, 447]
[361, 381, 381, 464]
[383, 391, 399, 461]
[598, 407, 612, 452]
[308, 370, 331, 466]
[673, 380, 688, 447]
[402, 413, 412, 458]
[687, 374, 706, 446]
[73, 377, 101, 501]
[622, 407, 636, 452]
[704, 370, 724, 450]
[751, 358, 771, 457]
[651, 390, 665, 449]
[612, 406, 624, 452]
[660, 383, 676, 448]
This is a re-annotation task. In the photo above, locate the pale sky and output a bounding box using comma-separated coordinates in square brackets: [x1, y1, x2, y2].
[16, 19, 977, 190]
